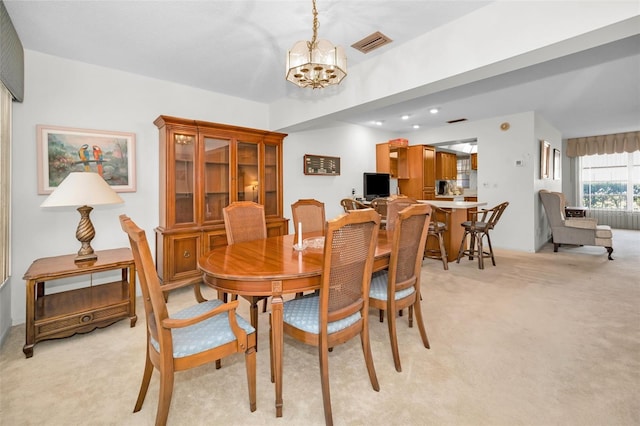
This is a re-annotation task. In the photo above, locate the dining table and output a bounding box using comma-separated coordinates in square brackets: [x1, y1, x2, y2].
[198, 230, 392, 418]
[419, 200, 488, 261]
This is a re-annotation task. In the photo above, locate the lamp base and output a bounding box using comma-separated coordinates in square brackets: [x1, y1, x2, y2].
[75, 205, 97, 263]
[74, 252, 98, 263]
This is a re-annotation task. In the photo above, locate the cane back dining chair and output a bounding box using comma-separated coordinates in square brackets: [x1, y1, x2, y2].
[455, 201, 509, 269]
[272, 209, 381, 426]
[291, 198, 326, 235]
[340, 198, 368, 212]
[384, 197, 417, 232]
[223, 201, 269, 345]
[120, 215, 256, 426]
[370, 197, 388, 228]
[424, 206, 451, 270]
[369, 203, 432, 372]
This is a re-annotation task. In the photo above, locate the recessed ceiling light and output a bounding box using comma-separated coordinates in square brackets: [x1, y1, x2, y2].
[413, 124, 420, 129]
[401, 115, 410, 120]
[429, 108, 439, 114]
[374, 121, 383, 126]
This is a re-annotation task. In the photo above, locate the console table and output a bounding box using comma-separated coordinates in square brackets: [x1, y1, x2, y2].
[22, 248, 137, 358]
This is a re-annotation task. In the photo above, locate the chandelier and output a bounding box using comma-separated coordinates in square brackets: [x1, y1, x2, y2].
[285, 0, 347, 89]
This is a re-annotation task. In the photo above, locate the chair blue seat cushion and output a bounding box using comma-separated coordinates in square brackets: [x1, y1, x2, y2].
[369, 270, 416, 301]
[283, 295, 361, 334]
[151, 300, 255, 358]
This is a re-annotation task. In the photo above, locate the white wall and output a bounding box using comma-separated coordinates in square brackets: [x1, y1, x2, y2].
[534, 115, 563, 248]
[282, 124, 395, 231]
[271, 1, 640, 131]
[400, 111, 561, 253]
[7, 51, 270, 326]
[6, 52, 393, 328]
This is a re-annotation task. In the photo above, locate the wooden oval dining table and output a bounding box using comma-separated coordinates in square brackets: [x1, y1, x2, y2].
[198, 230, 392, 418]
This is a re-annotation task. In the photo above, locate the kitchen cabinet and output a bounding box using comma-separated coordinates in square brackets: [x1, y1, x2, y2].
[154, 116, 289, 294]
[471, 153, 478, 170]
[398, 145, 436, 200]
[436, 152, 457, 180]
[376, 139, 409, 179]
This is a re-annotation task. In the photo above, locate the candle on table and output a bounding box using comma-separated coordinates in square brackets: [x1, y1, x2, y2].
[298, 222, 302, 247]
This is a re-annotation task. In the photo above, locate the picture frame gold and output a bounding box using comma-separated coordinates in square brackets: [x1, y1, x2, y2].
[540, 140, 551, 179]
[37, 125, 136, 194]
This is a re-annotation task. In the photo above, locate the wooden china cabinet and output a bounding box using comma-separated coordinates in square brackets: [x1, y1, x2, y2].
[154, 116, 289, 296]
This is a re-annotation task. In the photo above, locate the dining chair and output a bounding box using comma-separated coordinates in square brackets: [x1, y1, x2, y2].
[291, 198, 326, 235]
[424, 206, 451, 270]
[369, 203, 432, 372]
[384, 197, 417, 231]
[223, 201, 269, 345]
[272, 209, 381, 426]
[455, 201, 509, 269]
[340, 198, 368, 212]
[120, 215, 256, 426]
[370, 197, 388, 228]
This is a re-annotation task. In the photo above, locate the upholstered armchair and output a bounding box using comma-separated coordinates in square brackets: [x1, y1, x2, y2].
[539, 190, 613, 260]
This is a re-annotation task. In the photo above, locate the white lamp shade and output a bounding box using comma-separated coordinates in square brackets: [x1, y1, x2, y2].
[41, 172, 124, 207]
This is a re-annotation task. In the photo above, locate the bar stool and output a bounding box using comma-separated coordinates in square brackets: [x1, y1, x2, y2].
[456, 202, 509, 269]
[424, 206, 450, 270]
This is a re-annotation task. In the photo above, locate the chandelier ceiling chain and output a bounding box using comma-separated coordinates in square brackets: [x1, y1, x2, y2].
[286, 0, 347, 89]
[307, 0, 319, 53]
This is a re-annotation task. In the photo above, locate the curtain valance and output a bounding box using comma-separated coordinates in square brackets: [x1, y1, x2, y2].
[566, 131, 640, 157]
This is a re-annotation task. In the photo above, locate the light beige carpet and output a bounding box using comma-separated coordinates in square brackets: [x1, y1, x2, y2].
[1, 230, 639, 425]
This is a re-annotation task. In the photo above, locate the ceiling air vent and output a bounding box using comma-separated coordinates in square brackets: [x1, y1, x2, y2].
[351, 31, 393, 54]
[447, 118, 468, 124]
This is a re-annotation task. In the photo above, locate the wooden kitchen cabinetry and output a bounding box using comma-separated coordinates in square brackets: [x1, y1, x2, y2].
[154, 116, 289, 296]
[376, 139, 409, 179]
[398, 145, 436, 200]
[436, 152, 457, 180]
[471, 153, 478, 170]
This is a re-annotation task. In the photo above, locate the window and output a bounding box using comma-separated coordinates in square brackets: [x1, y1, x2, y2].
[580, 151, 640, 211]
[456, 157, 470, 189]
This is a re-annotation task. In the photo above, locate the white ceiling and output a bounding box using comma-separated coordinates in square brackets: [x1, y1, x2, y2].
[4, 1, 640, 138]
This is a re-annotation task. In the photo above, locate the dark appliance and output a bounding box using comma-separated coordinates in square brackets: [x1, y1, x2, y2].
[363, 172, 390, 201]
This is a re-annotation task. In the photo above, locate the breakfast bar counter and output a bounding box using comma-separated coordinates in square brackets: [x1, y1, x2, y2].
[418, 200, 487, 262]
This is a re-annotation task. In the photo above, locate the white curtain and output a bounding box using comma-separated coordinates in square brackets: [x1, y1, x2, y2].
[566, 131, 640, 157]
[0, 82, 11, 284]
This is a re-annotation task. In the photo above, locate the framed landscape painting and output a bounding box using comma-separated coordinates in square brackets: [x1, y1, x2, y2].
[37, 125, 136, 194]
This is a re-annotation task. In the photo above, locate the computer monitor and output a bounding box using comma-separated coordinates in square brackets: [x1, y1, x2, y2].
[363, 172, 390, 201]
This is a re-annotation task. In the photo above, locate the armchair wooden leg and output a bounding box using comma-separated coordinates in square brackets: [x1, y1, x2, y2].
[133, 349, 154, 413]
[606, 246, 614, 260]
[156, 366, 175, 426]
[319, 338, 334, 426]
[387, 306, 402, 372]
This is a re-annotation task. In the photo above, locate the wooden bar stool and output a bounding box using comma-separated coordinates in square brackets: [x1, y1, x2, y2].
[424, 206, 450, 270]
[456, 202, 509, 269]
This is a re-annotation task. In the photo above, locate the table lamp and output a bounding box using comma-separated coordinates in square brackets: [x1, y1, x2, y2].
[40, 172, 124, 263]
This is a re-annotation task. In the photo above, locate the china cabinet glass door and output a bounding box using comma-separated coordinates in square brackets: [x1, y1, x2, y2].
[236, 141, 259, 203]
[264, 143, 279, 216]
[203, 137, 230, 223]
[173, 132, 195, 225]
